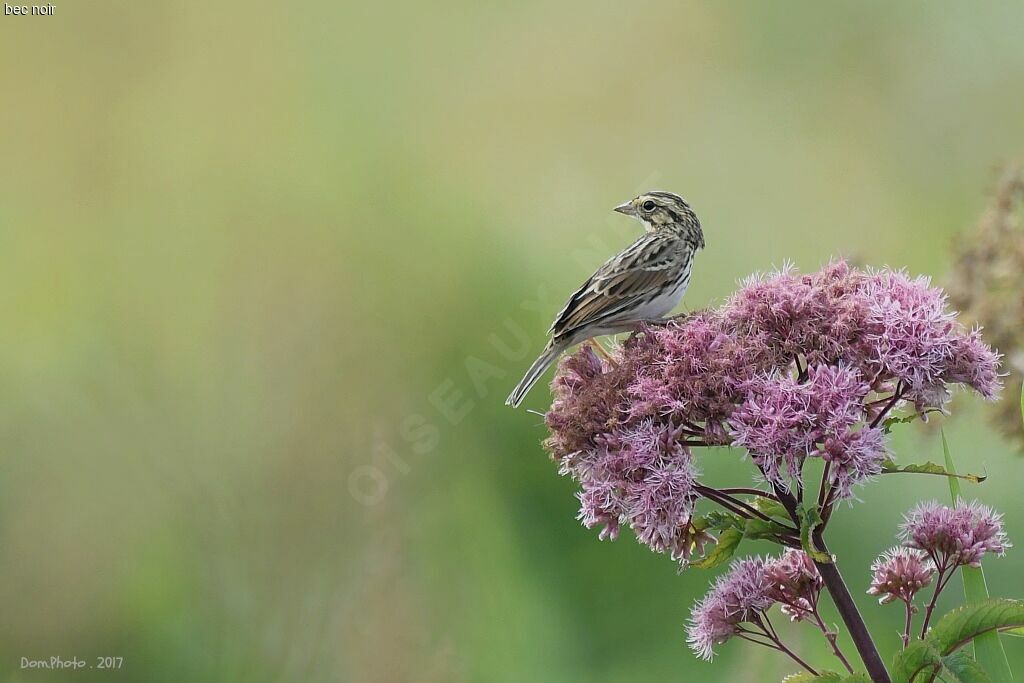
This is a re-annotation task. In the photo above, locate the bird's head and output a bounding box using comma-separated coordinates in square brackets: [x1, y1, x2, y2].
[614, 190, 703, 245]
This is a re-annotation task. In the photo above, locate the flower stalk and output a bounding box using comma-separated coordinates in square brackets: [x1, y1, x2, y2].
[813, 538, 892, 683]
[772, 484, 891, 682]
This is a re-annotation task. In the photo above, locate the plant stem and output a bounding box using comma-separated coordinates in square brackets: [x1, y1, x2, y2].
[742, 619, 820, 676]
[902, 600, 913, 649]
[773, 638, 820, 676]
[770, 484, 891, 682]
[696, 485, 786, 528]
[920, 565, 954, 638]
[813, 536, 892, 683]
[718, 487, 778, 500]
[813, 610, 855, 674]
[817, 461, 832, 510]
[869, 385, 903, 428]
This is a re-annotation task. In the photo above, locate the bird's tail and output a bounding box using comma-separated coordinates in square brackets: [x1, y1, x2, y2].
[505, 341, 563, 408]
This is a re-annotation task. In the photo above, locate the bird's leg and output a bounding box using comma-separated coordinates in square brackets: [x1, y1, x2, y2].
[586, 339, 615, 364]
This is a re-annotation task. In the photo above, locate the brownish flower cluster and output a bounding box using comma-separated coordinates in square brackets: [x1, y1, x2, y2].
[947, 164, 1024, 447]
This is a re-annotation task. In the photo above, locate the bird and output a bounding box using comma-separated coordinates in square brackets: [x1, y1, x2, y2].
[505, 191, 705, 408]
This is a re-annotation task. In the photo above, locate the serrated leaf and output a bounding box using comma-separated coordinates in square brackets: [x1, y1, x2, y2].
[691, 510, 744, 533]
[892, 640, 943, 683]
[781, 673, 851, 682]
[754, 497, 794, 523]
[883, 413, 919, 434]
[796, 502, 830, 563]
[894, 645, 991, 683]
[688, 527, 743, 570]
[925, 599, 1024, 658]
[939, 651, 991, 683]
[743, 516, 797, 542]
[941, 432, 1013, 683]
[879, 459, 986, 484]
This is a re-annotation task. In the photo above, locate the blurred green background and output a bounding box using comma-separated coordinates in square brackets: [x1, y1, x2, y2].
[2, 1, 1023, 681]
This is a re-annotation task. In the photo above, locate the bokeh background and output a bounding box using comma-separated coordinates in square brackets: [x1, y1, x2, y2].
[2, 1, 1023, 681]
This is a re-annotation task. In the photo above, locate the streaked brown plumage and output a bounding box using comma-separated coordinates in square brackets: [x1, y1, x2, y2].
[506, 191, 704, 407]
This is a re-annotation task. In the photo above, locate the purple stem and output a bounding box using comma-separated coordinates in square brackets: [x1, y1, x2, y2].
[902, 599, 914, 649]
[742, 618, 820, 676]
[920, 563, 955, 638]
[869, 385, 904, 429]
[771, 485, 892, 683]
[813, 540, 892, 683]
[812, 608, 855, 674]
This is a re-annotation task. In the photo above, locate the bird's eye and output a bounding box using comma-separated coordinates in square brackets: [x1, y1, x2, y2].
[642, 200, 656, 212]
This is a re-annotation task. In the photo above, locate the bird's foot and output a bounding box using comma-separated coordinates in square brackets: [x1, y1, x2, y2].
[586, 339, 616, 365]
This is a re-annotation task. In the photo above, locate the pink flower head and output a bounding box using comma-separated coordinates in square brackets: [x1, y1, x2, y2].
[687, 557, 774, 660]
[765, 550, 823, 621]
[545, 344, 624, 462]
[721, 261, 869, 367]
[899, 501, 1011, 569]
[568, 420, 701, 563]
[626, 312, 775, 440]
[729, 365, 885, 498]
[867, 547, 935, 604]
[854, 270, 1002, 409]
[543, 262, 1001, 566]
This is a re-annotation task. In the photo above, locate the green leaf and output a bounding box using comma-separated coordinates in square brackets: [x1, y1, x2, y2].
[742, 506, 798, 542]
[691, 510, 744, 533]
[782, 673, 842, 682]
[941, 431, 1014, 683]
[926, 599, 1024, 659]
[883, 412, 920, 433]
[893, 641, 943, 683]
[796, 502, 830, 563]
[894, 648, 990, 683]
[879, 459, 986, 484]
[1020, 381, 1023, 430]
[781, 673, 868, 682]
[942, 431, 962, 501]
[754, 497, 794, 523]
[688, 527, 743, 569]
[939, 651, 991, 683]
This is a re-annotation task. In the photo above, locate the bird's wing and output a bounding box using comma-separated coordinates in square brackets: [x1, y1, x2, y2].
[548, 233, 686, 340]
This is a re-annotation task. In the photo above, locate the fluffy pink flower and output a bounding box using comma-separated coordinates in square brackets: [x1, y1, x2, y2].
[626, 312, 775, 441]
[899, 501, 1011, 568]
[543, 262, 1001, 564]
[566, 420, 701, 561]
[729, 365, 884, 498]
[853, 270, 1002, 409]
[867, 547, 935, 604]
[721, 262, 870, 367]
[687, 557, 775, 660]
[765, 550, 823, 621]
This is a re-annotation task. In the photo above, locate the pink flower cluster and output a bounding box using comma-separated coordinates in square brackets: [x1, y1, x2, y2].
[867, 547, 935, 605]
[766, 549, 824, 622]
[545, 262, 1001, 561]
[900, 501, 1011, 569]
[730, 365, 885, 499]
[687, 551, 822, 660]
[562, 403, 704, 560]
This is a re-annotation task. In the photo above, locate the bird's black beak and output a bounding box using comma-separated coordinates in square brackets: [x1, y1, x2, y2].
[613, 201, 636, 217]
